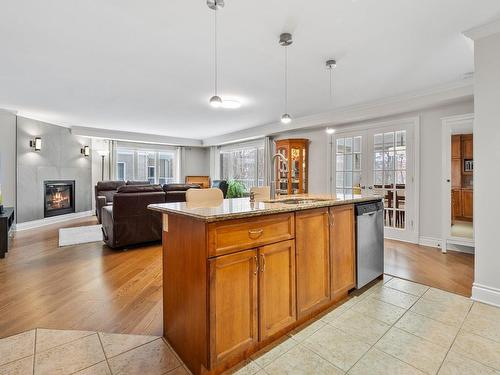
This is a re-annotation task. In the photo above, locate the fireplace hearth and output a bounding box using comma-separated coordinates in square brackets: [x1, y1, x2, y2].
[44, 180, 75, 218]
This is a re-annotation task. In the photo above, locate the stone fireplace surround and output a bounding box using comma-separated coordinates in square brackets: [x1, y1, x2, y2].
[16, 117, 92, 224]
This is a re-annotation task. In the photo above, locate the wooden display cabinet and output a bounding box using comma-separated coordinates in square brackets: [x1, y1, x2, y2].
[275, 139, 309, 196]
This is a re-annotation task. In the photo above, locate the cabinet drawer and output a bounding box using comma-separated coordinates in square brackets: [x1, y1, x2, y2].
[208, 213, 295, 257]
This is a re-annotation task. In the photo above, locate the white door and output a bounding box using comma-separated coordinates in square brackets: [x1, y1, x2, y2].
[331, 119, 419, 243]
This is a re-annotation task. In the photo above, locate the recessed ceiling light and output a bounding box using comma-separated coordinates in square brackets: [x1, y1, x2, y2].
[221, 99, 241, 109]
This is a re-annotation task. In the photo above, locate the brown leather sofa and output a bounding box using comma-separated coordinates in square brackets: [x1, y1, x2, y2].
[101, 185, 165, 249]
[163, 183, 201, 202]
[95, 181, 126, 223]
[95, 180, 152, 223]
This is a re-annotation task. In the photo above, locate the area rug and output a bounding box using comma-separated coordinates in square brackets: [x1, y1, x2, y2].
[59, 224, 103, 247]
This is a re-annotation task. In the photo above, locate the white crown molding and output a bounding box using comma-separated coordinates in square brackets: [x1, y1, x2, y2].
[202, 78, 474, 146]
[71, 126, 203, 147]
[0, 108, 18, 116]
[464, 18, 500, 40]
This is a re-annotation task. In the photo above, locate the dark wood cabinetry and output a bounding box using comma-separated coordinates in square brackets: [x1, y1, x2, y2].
[209, 250, 259, 365]
[295, 208, 331, 318]
[330, 205, 356, 297]
[450, 134, 473, 223]
[161, 200, 367, 375]
[275, 139, 309, 195]
[258, 240, 296, 339]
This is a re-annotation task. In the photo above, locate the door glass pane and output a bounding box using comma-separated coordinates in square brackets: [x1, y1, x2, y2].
[345, 154, 353, 171]
[373, 130, 407, 230]
[334, 136, 362, 196]
[353, 136, 361, 153]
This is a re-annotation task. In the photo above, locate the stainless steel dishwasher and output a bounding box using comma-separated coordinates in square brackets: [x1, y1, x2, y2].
[356, 201, 384, 289]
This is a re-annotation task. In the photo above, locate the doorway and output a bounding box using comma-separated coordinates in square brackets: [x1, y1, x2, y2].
[441, 114, 474, 252]
[330, 117, 419, 243]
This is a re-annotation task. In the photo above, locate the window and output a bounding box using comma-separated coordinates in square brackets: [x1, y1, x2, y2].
[336, 136, 362, 196]
[116, 146, 177, 184]
[117, 162, 126, 181]
[220, 142, 265, 191]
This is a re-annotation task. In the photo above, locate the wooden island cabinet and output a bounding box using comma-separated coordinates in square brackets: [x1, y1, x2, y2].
[150, 196, 381, 375]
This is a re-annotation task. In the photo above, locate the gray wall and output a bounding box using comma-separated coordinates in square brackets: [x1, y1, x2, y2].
[0, 110, 17, 209]
[17, 117, 92, 223]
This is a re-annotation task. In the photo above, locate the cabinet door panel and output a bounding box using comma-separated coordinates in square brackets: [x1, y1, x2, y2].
[209, 249, 258, 365]
[462, 134, 473, 160]
[330, 205, 356, 297]
[295, 208, 330, 318]
[452, 135, 461, 159]
[451, 159, 461, 188]
[462, 190, 473, 219]
[452, 189, 462, 222]
[259, 240, 297, 339]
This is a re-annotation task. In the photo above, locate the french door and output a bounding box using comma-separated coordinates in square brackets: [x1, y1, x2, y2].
[331, 120, 418, 242]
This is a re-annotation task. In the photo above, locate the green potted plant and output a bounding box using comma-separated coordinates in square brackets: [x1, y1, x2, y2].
[226, 180, 246, 198]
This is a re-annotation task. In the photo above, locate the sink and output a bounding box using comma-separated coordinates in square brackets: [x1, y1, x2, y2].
[269, 198, 328, 205]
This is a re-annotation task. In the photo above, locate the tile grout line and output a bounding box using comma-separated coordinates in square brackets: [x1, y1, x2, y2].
[33, 329, 97, 356]
[434, 299, 474, 374]
[342, 284, 428, 374]
[95, 332, 113, 375]
[0, 329, 37, 371]
[32, 328, 37, 375]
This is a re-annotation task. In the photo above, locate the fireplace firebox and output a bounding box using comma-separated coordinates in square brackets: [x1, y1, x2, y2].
[44, 180, 75, 218]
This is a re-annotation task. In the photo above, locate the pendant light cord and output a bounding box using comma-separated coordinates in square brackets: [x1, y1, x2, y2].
[329, 67, 333, 106]
[284, 45, 288, 113]
[214, 8, 218, 96]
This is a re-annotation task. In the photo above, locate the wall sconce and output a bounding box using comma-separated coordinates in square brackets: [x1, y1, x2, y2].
[80, 146, 90, 157]
[30, 137, 42, 151]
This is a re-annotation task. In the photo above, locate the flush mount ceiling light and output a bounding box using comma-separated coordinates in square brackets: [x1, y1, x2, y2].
[221, 99, 241, 109]
[326, 127, 335, 135]
[208, 0, 224, 108]
[326, 59, 336, 106]
[280, 33, 293, 124]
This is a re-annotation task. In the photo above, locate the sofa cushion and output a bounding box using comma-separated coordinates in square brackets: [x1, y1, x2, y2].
[163, 183, 201, 192]
[117, 184, 164, 194]
[96, 180, 126, 191]
[126, 180, 151, 186]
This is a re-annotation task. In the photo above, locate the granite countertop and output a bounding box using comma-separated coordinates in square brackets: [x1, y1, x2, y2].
[148, 194, 382, 222]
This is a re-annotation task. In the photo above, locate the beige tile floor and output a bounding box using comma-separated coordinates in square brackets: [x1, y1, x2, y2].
[1, 276, 499, 375]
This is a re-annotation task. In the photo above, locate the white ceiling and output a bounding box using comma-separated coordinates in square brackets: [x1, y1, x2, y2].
[0, 0, 498, 140]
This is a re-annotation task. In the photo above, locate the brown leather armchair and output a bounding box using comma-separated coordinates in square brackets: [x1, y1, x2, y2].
[163, 183, 201, 203]
[101, 185, 166, 249]
[95, 181, 126, 223]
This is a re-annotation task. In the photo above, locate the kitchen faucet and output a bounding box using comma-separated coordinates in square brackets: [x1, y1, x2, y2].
[271, 153, 288, 200]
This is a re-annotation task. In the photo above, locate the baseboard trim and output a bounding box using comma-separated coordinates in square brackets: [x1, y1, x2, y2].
[15, 211, 94, 231]
[472, 283, 500, 307]
[418, 236, 474, 253]
[418, 236, 442, 249]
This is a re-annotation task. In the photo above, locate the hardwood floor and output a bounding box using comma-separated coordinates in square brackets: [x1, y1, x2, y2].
[0, 216, 163, 339]
[0, 217, 474, 339]
[385, 239, 474, 297]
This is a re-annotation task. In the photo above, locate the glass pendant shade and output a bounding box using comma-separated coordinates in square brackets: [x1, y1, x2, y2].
[209, 95, 222, 108]
[281, 113, 292, 124]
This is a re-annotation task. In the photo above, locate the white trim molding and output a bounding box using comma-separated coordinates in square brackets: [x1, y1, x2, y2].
[472, 283, 500, 307]
[14, 211, 95, 231]
[71, 126, 203, 147]
[464, 18, 500, 40]
[203, 78, 473, 146]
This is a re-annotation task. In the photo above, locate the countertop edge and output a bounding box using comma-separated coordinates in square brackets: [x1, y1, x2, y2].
[148, 196, 383, 223]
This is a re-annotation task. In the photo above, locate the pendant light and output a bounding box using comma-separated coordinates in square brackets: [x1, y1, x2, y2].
[280, 33, 293, 124]
[326, 59, 336, 106]
[208, 0, 224, 108]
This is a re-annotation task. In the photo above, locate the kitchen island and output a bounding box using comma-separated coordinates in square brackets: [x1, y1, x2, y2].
[149, 194, 382, 375]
